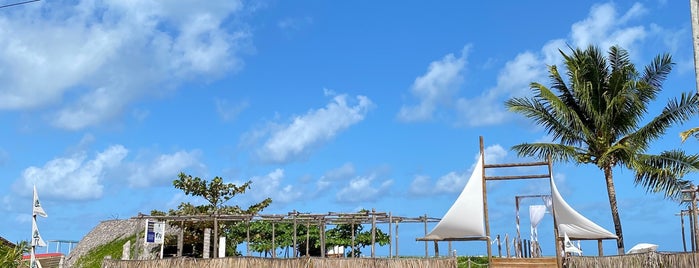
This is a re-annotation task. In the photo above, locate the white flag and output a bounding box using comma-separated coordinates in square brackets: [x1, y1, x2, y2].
[33, 185, 47, 218]
[31, 218, 46, 247]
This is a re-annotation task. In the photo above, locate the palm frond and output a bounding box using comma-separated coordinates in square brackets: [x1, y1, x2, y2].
[680, 126, 699, 142]
[511, 142, 584, 163]
[630, 92, 699, 150]
[632, 150, 699, 199]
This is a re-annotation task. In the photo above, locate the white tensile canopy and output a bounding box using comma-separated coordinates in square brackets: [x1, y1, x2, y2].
[418, 152, 616, 243]
[550, 178, 617, 240]
[419, 154, 486, 240]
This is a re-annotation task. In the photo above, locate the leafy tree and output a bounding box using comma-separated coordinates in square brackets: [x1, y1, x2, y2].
[0, 241, 29, 268]
[325, 222, 390, 257]
[154, 173, 272, 257]
[506, 45, 699, 254]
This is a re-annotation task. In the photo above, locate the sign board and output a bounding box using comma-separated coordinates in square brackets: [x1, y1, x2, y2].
[145, 220, 166, 244]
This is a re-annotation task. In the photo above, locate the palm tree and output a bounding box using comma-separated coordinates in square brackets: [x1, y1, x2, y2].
[0, 240, 29, 267]
[506, 45, 699, 255]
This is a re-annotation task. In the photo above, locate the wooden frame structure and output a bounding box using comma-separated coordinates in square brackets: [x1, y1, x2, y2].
[132, 209, 439, 259]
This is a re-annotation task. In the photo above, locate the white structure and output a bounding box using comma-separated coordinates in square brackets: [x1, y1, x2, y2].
[417, 140, 617, 260]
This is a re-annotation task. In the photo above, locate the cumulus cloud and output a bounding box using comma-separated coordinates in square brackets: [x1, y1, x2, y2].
[249, 169, 303, 203]
[255, 94, 374, 163]
[336, 175, 393, 203]
[317, 162, 355, 190]
[398, 46, 470, 122]
[401, 3, 658, 128]
[0, 0, 249, 129]
[126, 150, 205, 187]
[14, 144, 206, 200]
[17, 145, 128, 200]
[409, 144, 508, 196]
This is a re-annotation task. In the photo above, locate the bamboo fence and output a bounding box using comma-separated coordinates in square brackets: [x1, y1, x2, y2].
[567, 252, 699, 268]
[101, 256, 458, 268]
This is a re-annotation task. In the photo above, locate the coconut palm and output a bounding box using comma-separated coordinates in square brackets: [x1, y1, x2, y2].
[506, 45, 699, 254]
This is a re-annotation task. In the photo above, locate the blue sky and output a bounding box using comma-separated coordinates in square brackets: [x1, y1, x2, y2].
[1, 0, 698, 257]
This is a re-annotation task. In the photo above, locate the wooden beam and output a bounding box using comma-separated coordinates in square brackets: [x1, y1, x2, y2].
[485, 174, 551, 181]
[484, 161, 549, 168]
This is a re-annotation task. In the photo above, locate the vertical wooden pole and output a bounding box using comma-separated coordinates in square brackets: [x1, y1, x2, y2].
[213, 217, 218, 258]
[480, 136, 493, 264]
[515, 196, 522, 257]
[320, 219, 326, 258]
[351, 222, 355, 258]
[293, 211, 298, 257]
[681, 211, 688, 252]
[305, 222, 310, 256]
[598, 239, 603, 256]
[272, 221, 276, 258]
[448, 241, 452, 257]
[388, 212, 393, 258]
[371, 208, 376, 258]
[246, 220, 251, 257]
[548, 155, 563, 267]
[690, 209, 696, 252]
[434, 241, 439, 257]
[423, 214, 428, 257]
[177, 221, 183, 257]
[395, 221, 400, 257]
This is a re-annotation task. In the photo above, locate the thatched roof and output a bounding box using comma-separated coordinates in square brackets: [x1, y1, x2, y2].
[0, 235, 15, 248]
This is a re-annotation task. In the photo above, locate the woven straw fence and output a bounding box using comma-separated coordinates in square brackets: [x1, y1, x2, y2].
[101, 256, 458, 268]
[567, 252, 699, 268]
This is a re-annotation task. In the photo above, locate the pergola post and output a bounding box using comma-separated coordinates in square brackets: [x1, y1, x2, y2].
[272, 221, 276, 258]
[388, 212, 393, 258]
[423, 214, 428, 257]
[371, 208, 376, 258]
[292, 211, 298, 257]
[395, 221, 400, 257]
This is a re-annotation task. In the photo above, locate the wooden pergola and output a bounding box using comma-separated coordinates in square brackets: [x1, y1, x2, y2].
[131, 209, 439, 258]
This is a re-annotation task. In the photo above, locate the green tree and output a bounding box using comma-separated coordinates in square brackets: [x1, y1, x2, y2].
[155, 173, 272, 257]
[506, 45, 699, 254]
[0, 241, 29, 267]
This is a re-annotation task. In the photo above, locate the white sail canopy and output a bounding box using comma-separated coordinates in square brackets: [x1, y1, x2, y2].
[420, 154, 485, 240]
[551, 179, 617, 240]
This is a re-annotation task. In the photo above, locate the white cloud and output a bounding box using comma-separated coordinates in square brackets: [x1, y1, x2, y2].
[409, 171, 468, 196]
[0, 0, 249, 129]
[456, 51, 546, 127]
[483, 144, 508, 164]
[216, 98, 249, 121]
[317, 162, 355, 190]
[126, 150, 205, 187]
[409, 144, 508, 197]
[398, 46, 470, 122]
[336, 175, 393, 203]
[256, 94, 374, 163]
[249, 169, 303, 204]
[454, 3, 651, 127]
[571, 3, 647, 50]
[278, 16, 313, 32]
[17, 145, 128, 200]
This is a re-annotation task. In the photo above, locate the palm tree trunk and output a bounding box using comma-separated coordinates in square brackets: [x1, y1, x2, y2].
[604, 165, 625, 254]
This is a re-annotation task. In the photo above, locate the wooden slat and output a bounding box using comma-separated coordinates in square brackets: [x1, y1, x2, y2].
[485, 174, 551, 181]
[484, 161, 549, 168]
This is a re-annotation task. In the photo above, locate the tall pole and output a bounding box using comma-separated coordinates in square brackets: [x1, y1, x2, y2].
[690, 0, 699, 93]
[480, 136, 493, 264]
[30, 214, 36, 268]
[692, 187, 699, 252]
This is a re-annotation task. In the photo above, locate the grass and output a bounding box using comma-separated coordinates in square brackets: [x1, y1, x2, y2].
[74, 235, 136, 268]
